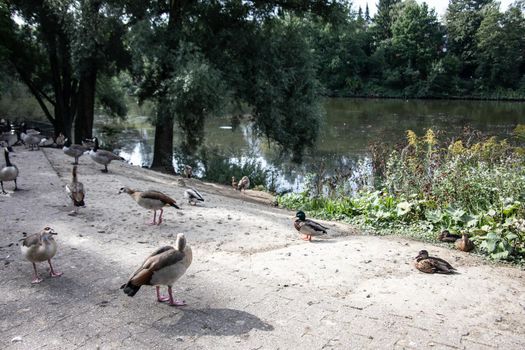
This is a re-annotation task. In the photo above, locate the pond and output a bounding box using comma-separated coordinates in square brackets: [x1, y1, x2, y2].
[94, 98, 525, 193]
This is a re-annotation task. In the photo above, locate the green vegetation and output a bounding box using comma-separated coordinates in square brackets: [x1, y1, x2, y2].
[278, 127, 525, 262]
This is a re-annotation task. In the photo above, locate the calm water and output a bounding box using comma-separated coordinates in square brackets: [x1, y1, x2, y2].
[95, 98, 525, 192]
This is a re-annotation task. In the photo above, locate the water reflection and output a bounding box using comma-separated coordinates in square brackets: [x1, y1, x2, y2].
[94, 98, 525, 193]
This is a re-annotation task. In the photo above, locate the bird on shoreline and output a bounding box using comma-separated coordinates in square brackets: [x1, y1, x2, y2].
[293, 210, 328, 242]
[119, 187, 181, 225]
[184, 188, 204, 206]
[237, 176, 250, 192]
[1, 147, 18, 194]
[65, 165, 85, 215]
[455, 233, 475, 252]
[121, 233, 192, 306]
[414, 250, 456, 274]
[20, 227, 63, 284]
[63, 138, 88, 165]
[88, 137, 124, 172]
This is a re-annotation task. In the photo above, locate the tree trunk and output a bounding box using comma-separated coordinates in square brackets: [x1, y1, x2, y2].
[75, 68, 97, 143]
[150, 100, 175, 173]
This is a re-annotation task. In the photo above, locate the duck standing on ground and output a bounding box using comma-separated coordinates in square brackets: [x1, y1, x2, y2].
[293, 210, 328, 242]
[20, 227, 63, 284]
[121, 233, 192, 306]
[414, 250, 456, 274]
[237, 176, 250, 192]
[1, 147, 18, 194]
[455, 233, 475, 252]
[63, 138, 88, 165]
[119, 187, 181, 225]
[88, 137, 124, 172]
[65, 165, 85, 214]
[184, 187, 204, 206]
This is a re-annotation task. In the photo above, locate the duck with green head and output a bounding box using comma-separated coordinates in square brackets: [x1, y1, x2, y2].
[293, 210, 328, 242]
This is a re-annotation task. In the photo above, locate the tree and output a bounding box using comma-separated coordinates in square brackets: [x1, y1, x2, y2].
[373, 0, 401, 42]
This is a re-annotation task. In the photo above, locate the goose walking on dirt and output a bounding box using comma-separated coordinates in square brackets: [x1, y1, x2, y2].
[184, 188, 204, 206]
[414, 250, 456, 274]
[119, 187, 181, 225]
[65, 165, 85, 214]
[1, 147, 18, 194]
[293, 210, 328, 241]
[88, 137, 124, 172]
[121, 233, 192, 306]
[20, 227, 63, 284]
[237, 176, 250, 192]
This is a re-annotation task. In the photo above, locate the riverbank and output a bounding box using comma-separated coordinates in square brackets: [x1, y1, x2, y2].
[1, 146, 525, 349]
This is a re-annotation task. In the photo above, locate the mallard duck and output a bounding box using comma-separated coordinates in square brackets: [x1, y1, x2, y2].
[121, 233, 192, 306]
[231, 176, 238, 189]
[65, 165, 85, 214]
[63, 138, 88, 165]
[184, 188, 204, 205]
[237, 176, 250, 192]
[414, 250, 456, 274]
[437, 230, 462, 242]
[183, 165, 193, 178]
[88, 137, 124, 172]
[119, 187, 181, 225]
[455, 233, 475, 252]
[293, 210, 328, 241]
[0, 147, 18, 194]
[20, 227, 63, 284]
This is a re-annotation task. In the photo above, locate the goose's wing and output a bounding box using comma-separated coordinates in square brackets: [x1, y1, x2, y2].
[141, 190, 176, 204]
[20, 233, 41, 247]
[126, 247, 185, 287]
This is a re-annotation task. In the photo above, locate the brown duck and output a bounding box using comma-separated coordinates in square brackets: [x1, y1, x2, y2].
[438, 230, 461, 243]
[455, 233, 475, 252]
[414, 250, 456, 274]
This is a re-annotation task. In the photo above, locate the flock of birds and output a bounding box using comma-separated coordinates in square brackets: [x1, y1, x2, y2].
[2, 119, 472, 308]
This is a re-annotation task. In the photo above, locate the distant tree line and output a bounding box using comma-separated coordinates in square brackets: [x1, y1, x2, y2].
[0, 0, 524, 171]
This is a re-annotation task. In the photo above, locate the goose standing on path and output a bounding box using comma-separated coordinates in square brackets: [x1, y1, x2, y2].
[121, 233, 193, 306]
[414, 250, 456, 274]
[1, 147, 18, 194]
[65, 165, 85, 215]
[20, 227, 63, 284]
[119, 187, 181, 225]
[237, 176, 250, 192]
[184, 188, 204, 206]
[62, 138, 88, 165]
[293, 210, 328, 241]
[88, 137, 124, 172]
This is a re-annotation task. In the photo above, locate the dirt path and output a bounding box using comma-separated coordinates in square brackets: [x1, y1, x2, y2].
[1, 146, 524, 349]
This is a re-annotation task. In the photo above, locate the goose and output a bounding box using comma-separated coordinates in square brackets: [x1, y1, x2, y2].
[55, 133, 65, 147]
[231, 176, 238, 189]
[293, 210, 328, 241]
[183, 165, 193, 178]
[119, 187, 181, 225]
[20, 227, 63, 284]
[63, 138, 88, 165]
[184, 188, 204, 206]
[20, 125, 44, 151]
[237, 175, 250, 192]
[65, 165, 85, 214]
[414, 250, 456, 274]
[88, 137, 124, 172]
[437, 230, 461, 243]
[0, 147, 18, 194]
[455, 233, 475, 252]
[0, 124, 18, 147]
[121, 233, 192, 306]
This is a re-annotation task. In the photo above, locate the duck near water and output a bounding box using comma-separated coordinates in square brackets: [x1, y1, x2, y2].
[121, 233, 192, 306]
[20, 227, 63, 284]
[119, 187, 181, 225]
[65, 165, 85, 214]
[1, 147, 18, 194]
[414, 250, 456, 274]
[88, 137, 124, 172]
[293, 210, 328, 242]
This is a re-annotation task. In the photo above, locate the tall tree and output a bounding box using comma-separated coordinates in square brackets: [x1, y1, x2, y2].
[373, 0, 401, 41]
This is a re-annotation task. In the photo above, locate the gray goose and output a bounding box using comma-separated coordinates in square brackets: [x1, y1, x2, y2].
[88, 137, 124, 172]
[237, 176, 250, 192]
[0, 147, 18, 194]
[119, 187, 181, 225]
[293, 210, 328, 241]
[65, 165, 85, 214]
[184, 188, 204, 206]
[121, 233, 192, 306]
[20, 227, 63, 284]
[62, 138, 88, 165]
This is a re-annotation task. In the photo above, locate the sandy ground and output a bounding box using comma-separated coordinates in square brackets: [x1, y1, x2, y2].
[1, 146, 524, 350]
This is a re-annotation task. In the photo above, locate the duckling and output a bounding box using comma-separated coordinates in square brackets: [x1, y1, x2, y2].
[237, 176, 250, 192]
[414, 250, 456, 274]
[119, 187, 181, 225]
[65, 165, 85, 214]
[63, 138, 88, 165]
[183, 165, 193, 178]
[231, 176, 238, 189]
[121, 233, 192, 306]
[20, 227, 63, 284]
[438, 230, 461, 243]
[184, 188, 204, 206]
[293, 210, 328, 241]
[0, 147, 18, 194]
[455, 233, 475, 252]
[88, 137, 124, 172]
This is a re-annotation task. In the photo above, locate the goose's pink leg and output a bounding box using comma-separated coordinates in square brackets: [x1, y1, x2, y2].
[157, 209, 164, 225]
[48, 259, 62, 277]
[149, 210, 157, 225]
[156, 286, 170, 302]
[31, 263, 42, 284]
[167, 286, 186, 306]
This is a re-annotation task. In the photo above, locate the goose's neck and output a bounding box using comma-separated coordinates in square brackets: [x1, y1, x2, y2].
[4, 150, 12, 166]
[93, 138, 99, 152]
